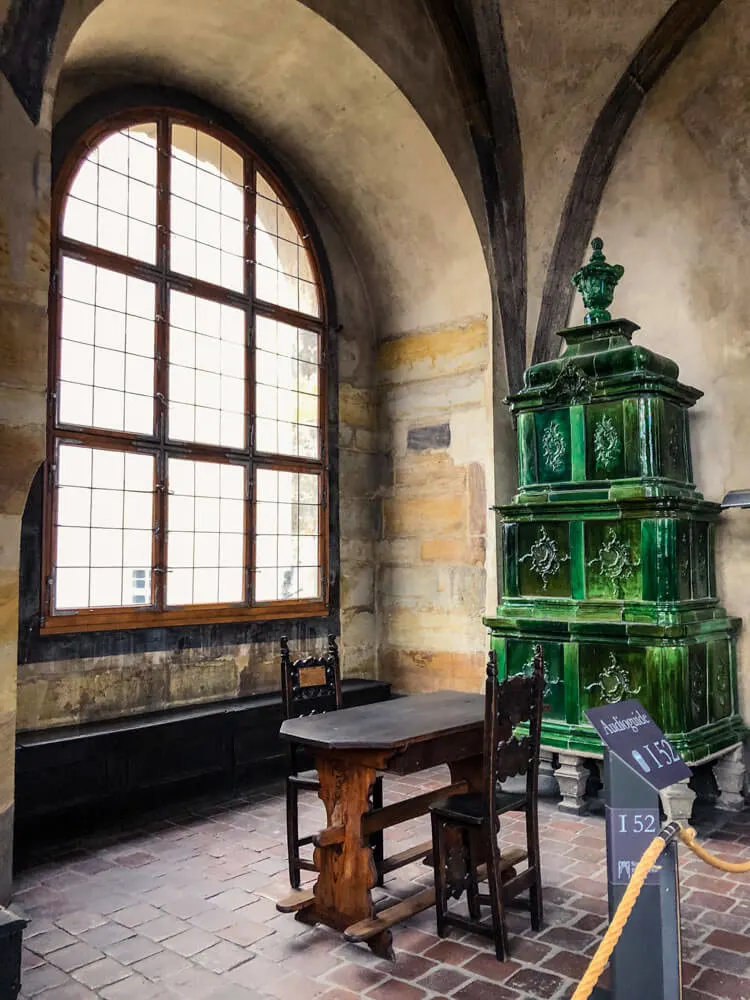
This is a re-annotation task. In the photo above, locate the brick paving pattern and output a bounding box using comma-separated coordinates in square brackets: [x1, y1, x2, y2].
[12, 767, 750, 1000]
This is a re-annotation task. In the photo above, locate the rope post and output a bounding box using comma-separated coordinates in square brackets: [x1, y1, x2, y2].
[593, 747, 682, 1000]
[586, 699, 692, 1000]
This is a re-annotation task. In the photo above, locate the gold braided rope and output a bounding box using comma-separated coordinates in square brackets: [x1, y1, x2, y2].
[571, 824, 750, 1000]
[679, 826, 750, 873]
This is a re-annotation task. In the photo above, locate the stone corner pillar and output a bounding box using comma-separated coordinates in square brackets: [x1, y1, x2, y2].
[0, 74, 53, 905]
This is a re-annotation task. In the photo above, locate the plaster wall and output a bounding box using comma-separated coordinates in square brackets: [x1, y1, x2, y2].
[502, 0, 673, 352]
[377, 313, 493, 694]
[593, 0, 750, 718]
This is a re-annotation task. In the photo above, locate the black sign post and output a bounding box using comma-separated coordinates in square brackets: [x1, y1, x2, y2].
[585, 700, 691, 1000]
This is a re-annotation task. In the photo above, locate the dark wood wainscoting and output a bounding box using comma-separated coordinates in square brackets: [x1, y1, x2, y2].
[14, 679, 390, 859]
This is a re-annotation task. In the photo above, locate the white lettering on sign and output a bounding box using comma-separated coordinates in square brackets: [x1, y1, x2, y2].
[608, 807, 662, 885]
[618, 812, 656, 834]
[630, 739, 681, 774]
[601, 709, 650, 736]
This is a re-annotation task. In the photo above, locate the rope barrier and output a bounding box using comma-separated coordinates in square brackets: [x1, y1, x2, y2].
[570, 821, 750, 1000]
[679, 826, 750, 874]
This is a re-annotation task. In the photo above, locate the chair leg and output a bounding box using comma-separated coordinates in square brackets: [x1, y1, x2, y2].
[525, 803, 544, 931]
[372, 775, 384, 888]
[486, 831, 509, 961]
[431, 812, 449, 939]
[465, 829, 481, 921]
[286, 777, 300, 890]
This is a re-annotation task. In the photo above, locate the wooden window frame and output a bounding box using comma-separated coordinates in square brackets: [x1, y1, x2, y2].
[42, 105, 330, 634]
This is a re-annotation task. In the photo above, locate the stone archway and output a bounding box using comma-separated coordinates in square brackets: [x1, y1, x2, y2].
[0, 0, 497, 901]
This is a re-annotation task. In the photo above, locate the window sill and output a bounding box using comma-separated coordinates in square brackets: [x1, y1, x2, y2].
[39, 599, 330, 634]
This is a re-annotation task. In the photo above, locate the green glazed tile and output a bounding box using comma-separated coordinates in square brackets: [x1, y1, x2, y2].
[708, 640, 732, 721]
[518, 411, 537, 487]
[517, 521, 572, 598]
[586, 402, 625, 481]
[584, 520, 642, 601]
[535, 408, 572, 484]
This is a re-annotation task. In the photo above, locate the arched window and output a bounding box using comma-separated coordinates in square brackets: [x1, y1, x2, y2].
[43, 108, 329, 632]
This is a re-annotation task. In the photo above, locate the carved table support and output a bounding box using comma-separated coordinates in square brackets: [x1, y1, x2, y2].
[306, 753, 391, 955]
[713, 745, 747, 812]
[556, 752, 589, 814]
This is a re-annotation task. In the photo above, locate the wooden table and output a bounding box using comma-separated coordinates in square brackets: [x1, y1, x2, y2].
[276, 691, 486, 958]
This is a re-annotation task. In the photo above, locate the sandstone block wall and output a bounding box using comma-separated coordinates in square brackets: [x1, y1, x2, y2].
[376, 317, 492, 694]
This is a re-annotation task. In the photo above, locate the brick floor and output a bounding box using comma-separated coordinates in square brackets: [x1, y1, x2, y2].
[11, 767, 750, 999]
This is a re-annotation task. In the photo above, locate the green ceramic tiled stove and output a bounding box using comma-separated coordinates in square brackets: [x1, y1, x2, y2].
[485, 239, 746, 813]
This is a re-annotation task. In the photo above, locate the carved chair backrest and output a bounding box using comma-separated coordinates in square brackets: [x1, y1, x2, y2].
[483, 646, 545, 813]
[281, 634, 342, 773]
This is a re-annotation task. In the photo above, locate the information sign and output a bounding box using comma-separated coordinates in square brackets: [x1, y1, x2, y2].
[585, 699, 692, 791]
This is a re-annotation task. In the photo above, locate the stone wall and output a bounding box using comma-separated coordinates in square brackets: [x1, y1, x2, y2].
[377, 316, 493, 693]
[18, 640, 301, 731]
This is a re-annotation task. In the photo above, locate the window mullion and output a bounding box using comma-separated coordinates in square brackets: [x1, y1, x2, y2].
[44, 243, 63, 626]
[154, 113, 171, 612]
[245, 467, 254, 607]
[245, 158, 257, 607]
[157, 112, 171, 276]
[43, 449, 58, 623]
[319, 467, 328, 607]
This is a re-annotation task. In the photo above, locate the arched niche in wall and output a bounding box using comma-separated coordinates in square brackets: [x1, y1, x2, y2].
[17, 0, 497, 717]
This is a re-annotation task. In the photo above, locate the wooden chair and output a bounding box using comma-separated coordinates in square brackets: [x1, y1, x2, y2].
[429, 646, 545, 960]
[281, 634, 384, 889]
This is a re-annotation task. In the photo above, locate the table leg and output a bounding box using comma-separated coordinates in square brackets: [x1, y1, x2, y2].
[309, 754, 393, 959]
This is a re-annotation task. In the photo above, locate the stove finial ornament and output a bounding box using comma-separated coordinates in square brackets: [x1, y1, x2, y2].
[571, 237, 624, 325]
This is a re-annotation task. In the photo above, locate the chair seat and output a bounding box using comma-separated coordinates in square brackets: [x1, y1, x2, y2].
[430, 789, 528, 826]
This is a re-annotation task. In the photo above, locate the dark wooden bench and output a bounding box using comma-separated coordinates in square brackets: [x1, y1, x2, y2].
[14, 679, 390, 853]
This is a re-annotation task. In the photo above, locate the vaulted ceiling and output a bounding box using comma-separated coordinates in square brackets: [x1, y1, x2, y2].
[1, 0, 744, 384]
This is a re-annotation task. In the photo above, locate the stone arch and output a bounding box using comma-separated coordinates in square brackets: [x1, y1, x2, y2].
[52, 0, 490, 337]
[11, 0, 496, 736]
